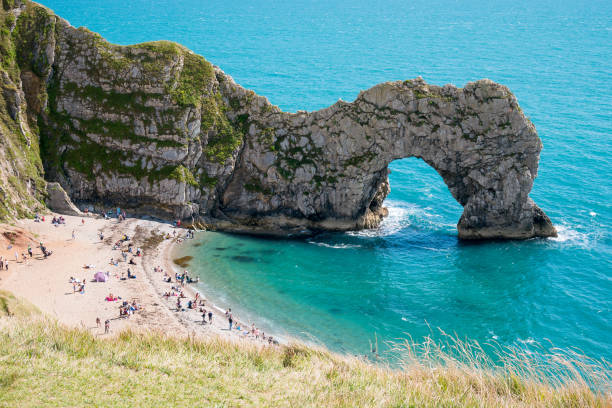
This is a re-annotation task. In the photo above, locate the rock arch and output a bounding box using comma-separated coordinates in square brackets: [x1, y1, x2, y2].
[217, 76, 557, 239]
[14, 2, 554, 240]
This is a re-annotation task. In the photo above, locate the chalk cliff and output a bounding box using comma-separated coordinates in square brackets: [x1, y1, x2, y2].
[0, 1, 556, 239]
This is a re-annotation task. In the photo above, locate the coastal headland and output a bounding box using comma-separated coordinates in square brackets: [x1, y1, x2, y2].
[0, 0, 555, 240]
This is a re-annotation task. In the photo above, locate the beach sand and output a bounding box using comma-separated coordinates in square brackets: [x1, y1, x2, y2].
[0, 214, 273, 344]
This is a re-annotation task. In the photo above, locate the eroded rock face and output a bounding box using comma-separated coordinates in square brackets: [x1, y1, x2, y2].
[11, 1, 556, 239]
[218, 75, 556, 239]
[46, 182, 82, 216]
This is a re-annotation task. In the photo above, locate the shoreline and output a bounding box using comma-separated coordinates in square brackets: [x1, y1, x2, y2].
[0, 213, 281, 347]
[147, 225, 284, 346]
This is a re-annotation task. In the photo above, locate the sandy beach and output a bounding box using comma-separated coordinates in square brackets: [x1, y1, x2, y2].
[0, 213, 275, 345]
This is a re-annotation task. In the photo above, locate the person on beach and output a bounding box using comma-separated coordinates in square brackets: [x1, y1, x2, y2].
[104, 319, 110, 334]
[81, 218, 85, 225]
[71, 230, 75, 240]
[208, 311, 213, 324]
[201, 310, 207, 324]
[27, 245, 32, 258]
[96, 317, 101, 328]
[14, 251, 18, 263]
[228, 313, 233, 331]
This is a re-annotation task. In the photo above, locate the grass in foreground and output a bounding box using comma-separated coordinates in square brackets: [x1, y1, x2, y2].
[0, 291, 609, 407]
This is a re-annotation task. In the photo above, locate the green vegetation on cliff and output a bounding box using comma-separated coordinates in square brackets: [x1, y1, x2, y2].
[201, 92, 246, 164]
[0, 291, 609, 407]
[169, 51, 214, 107]
[0, 2, 47, 220]
[0, 0, 252, 220]
[12, 1, 54, 77]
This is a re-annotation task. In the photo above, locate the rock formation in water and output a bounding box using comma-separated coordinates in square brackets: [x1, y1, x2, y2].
[0, 1, 556, 239]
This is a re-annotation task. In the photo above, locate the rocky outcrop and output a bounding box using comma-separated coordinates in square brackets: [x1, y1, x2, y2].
[218, 76, 557, 239]
[45, 182, 81, 215]
[2, 1, 556, 239]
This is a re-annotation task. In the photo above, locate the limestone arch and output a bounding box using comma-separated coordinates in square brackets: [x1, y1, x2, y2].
[217, 77, 556, 239]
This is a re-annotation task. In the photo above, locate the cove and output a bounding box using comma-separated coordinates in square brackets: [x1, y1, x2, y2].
[44, 0, 612, 363]
[174, 159, 611, 360]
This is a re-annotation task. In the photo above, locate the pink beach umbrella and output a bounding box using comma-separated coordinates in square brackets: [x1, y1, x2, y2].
[94, 271, 107, 282]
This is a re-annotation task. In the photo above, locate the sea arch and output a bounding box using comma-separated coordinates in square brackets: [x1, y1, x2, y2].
[216, 76, 556, 240]
[15, 4, 554, 240]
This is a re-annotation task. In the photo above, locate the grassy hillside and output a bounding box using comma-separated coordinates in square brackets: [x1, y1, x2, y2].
[0, 291, 609, 407]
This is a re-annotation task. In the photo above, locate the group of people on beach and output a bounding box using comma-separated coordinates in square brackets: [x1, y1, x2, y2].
[118, 299, 142, 318]
[59, 210, 144, 334]
[0, 256, 10, 270]
[69, 277, 87, 294]
[1, 242, 49, 271]
[50, 216, 66, 225]
[156, 263, 277, 345]
[11, 209, 280, 346]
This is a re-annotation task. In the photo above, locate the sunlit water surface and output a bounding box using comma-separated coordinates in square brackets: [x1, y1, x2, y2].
[42, 0, 611, 359]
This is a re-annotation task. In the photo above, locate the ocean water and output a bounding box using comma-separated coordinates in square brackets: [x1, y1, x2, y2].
[41, 0, 611, 359]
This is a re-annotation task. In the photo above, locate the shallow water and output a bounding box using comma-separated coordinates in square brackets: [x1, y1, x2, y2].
[43, 0, 611, 359]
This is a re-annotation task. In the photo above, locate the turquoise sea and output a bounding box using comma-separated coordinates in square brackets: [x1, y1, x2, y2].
[42, 0, 611, 360]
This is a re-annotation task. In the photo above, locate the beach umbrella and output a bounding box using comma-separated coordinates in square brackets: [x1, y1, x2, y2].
[94, 271, 107, 282]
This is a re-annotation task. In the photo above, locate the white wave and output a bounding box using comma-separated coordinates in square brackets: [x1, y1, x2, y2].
[347, 200, 454, 238]
[347, 202, 411, 238]
[549, 224, 592, 247]
[307, 241, 362, 249]
[421, 246, 449, 252]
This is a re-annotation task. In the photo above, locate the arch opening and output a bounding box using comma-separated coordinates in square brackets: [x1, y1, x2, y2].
[377, 157, 463, 235]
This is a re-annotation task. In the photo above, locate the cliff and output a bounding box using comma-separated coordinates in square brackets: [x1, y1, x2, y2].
[0, 0, 47, 219]
[0, 0, 556, 239]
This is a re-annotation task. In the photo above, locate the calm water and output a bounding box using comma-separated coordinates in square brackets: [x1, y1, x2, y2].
[42, 0, 611, 359]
